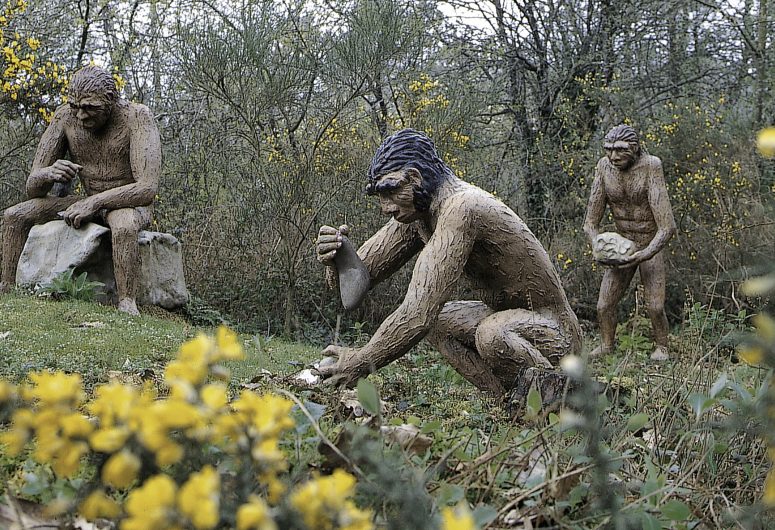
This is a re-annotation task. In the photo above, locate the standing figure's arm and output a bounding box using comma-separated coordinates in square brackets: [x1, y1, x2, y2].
[583, 159, 607, 246]
[26, 106, 80, 198]
[87, 104, 161, 210]
[635, 157, 676, 262]
[319, 197, 476, 384]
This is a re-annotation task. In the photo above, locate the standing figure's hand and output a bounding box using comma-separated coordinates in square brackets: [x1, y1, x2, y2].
[611, 250, 646, 269]
[316, 225, 349, 267]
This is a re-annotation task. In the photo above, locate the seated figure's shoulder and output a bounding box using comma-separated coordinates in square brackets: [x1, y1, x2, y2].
[50, 104, 74, 126]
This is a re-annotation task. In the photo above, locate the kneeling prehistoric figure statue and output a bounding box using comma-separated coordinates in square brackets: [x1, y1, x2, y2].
[583, 124, 676, 361]
[315, 129, 582, 396]
[0, 65, 161, 315]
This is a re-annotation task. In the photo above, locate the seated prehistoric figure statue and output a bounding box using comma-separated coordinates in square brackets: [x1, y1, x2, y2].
[583, 124, 676, 361]
[315, 129, 582, 396]
[0, 65, 161, 315]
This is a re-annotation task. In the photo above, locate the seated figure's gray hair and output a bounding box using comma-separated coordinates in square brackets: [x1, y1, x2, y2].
[367, 129, 454, 212]
[68, 66, 117, 102]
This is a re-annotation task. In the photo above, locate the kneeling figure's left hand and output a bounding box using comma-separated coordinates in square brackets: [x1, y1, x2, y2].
[315, 345, 367, 388]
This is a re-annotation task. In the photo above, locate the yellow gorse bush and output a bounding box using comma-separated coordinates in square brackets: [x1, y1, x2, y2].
[0, 326, 377, 529]
[0, 0, 68, 121]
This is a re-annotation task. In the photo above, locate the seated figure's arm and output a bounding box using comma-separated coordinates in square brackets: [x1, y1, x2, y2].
[638, 157, 676, 261]
[26, 107, 73, 198]
[346, 198, 476, 373]
[87, 104, 161, 210]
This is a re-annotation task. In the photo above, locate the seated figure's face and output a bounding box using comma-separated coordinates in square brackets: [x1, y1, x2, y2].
[374, 170, 421, 223]
[69, 94, 113, 131]
[604, 140, 638, 171]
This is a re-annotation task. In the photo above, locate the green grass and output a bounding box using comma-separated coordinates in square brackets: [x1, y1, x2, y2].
[0, 292, 320, 388]
[1, 291, 773, 528]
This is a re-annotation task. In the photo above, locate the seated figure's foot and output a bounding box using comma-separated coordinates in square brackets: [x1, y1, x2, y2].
[0, 282, 11, 294]
[650, 345, 669, 361]
[588, 344, 613, 358]
[118, 298, 140, 316]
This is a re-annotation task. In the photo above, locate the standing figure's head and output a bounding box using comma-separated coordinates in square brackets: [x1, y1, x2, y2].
[603, 124, 641, 171]
[67, 65, 118, 131]
[366, 129, 454, 222]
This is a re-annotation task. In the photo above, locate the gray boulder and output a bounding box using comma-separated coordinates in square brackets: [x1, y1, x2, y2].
[16, 220, 189, 309]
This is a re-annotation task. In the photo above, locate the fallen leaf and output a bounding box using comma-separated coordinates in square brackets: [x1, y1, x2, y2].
[380, 424, 433, 454]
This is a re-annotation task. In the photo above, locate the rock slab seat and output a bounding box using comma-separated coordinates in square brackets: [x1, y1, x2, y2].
[16, 220, 189, 309]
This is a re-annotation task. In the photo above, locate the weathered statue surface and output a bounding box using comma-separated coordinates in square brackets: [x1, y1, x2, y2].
[0, 65, 161, 315]
[316, 129, 582, 396]
[583, 125, 676, 361]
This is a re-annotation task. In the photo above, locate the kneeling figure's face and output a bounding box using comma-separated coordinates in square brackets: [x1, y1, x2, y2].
[374, 169, 422, 223]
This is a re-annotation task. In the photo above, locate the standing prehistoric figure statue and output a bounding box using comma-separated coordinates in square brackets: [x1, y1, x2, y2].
[0, 65, 161, 315]
[583, 125, 676, 361]
[315, 129, 582, 396]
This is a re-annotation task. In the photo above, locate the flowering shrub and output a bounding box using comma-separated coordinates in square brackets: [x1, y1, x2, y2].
[0, 326, 477, 529]
[0, 0, 68, 121]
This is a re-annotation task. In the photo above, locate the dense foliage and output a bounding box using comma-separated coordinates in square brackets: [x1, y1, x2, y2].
[0, 0, 771, 337]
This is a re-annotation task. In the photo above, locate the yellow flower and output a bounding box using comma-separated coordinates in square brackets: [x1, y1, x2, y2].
[753, 313, 775, 342]
[164, 333, 213, 386]
[122, 474, 178, 530]
[0, 427, 29, 456]
[215, 325, 244, 361]
[155, 440, 184, 467]
[51, 440, 88, 477]
[79, 490, 120, 520]
[90, 426, 131, 453]
[233, 392, 294, 439]
[177, 465, 220, 530]
[757, 127, 775, 159]
[88, 383, 139, 426]
[764, 468, 775, 506]
[201, 383, 228, 410]
[0, 380, 16, 402]
[738, 345, 764, 366]
[441, 503, 477, 530]
[102, 449, 141, 489]
[60, 413, 94, 438]
[290, 469, 372, 530]
[236, 496, 277, 530]
[27, 371, 83, 405]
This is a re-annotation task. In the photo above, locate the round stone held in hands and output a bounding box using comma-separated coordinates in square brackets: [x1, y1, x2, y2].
[593, 232, 636, 265]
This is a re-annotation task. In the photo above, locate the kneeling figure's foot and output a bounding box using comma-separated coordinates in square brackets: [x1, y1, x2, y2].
[118, 298, 140, 316]
[507, 367, 593, 415]
[650, 346, 669, 362]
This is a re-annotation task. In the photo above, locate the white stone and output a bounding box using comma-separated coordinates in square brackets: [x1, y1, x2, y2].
[16, 221, 189, 309]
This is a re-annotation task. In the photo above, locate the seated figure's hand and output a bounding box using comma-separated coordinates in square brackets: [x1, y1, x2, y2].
[316, 224, 349, 267]
[32, 159, 82, 186]
[62, 198, 98, 229]
[314, 344, 365, 388]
